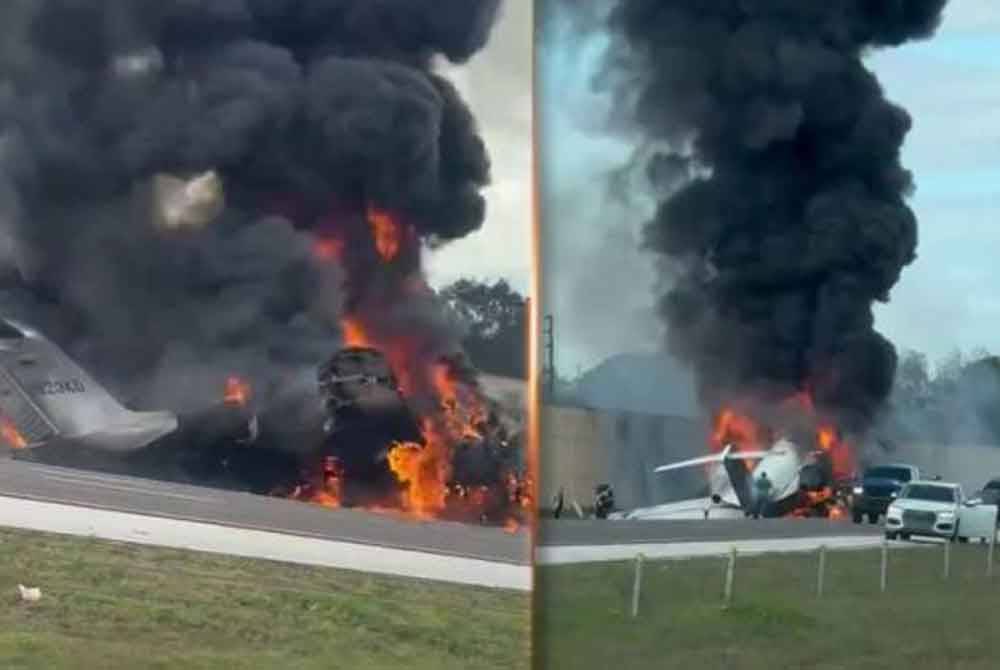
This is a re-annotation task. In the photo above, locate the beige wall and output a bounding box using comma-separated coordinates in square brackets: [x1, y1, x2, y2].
[540, 405, 609, 507]
[874, 444, 1000, 493]
[540, 404, 707, 511]
[538, 401, 1000, 509]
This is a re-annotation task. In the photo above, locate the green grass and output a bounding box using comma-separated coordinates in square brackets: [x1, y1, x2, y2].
[0, 528, 529, 670]
[536, 544, 1000, 670]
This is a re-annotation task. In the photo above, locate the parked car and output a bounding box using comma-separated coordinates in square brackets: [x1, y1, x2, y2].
[851, 463, 921, 524]
[969, 478, 1000, 525]
[885, 480, 997, 543]
[977, 478, 1000, 505]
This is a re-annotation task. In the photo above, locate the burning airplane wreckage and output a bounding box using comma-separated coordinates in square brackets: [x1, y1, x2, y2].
[0, 0, 528, 525]
[568, 0, 949, 520]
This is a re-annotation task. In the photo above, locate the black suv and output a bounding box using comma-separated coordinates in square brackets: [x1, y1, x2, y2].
[851, 464, 920, 524]
[980, 479, 1000, 504]
[974, 479, 1000, 525]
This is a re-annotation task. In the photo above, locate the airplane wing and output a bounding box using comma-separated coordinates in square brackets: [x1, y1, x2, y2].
[611, 497, 746, 521]
[653, 446, 770, 473]
[652, 444, 770, 514]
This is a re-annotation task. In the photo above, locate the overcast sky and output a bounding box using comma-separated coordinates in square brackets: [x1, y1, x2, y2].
[539, 0, 1000, 376]
[425, 1, 533, 296]
[868, 0, 1000, 369]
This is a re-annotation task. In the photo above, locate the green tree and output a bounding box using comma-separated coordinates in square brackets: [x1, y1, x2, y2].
[440, 279, 527, 379]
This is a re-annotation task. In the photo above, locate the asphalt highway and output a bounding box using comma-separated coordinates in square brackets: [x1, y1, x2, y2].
[540, 517, 882, 547]
[0, 455, 529, 565]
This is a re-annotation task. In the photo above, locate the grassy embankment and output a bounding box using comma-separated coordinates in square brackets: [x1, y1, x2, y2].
[0, 528, 528, 670]
[537, 543, 1000, 669]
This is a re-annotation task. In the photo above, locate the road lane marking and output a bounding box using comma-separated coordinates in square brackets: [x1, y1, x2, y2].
[0, 495, 531, 591]
[37, 473, 222, 503]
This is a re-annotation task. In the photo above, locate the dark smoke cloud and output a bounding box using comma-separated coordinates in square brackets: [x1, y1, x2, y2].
[584, 0, 948, 433]
[0, 1, 499, 411]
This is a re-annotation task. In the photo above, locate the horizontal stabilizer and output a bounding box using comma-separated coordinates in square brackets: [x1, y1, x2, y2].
[0, 318, 179, 452]
[654, 445, 770, 473]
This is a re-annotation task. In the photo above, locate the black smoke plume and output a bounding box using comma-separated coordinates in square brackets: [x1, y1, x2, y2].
[0, 0, 498, 412]
[587, 0, 948, 433]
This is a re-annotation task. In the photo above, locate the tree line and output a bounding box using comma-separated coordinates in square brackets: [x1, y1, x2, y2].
[440, 278, 527, 380]
[884, 348, 1000, 445]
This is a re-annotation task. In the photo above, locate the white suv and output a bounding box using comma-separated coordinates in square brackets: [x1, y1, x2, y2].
[885, 480, 998, 542]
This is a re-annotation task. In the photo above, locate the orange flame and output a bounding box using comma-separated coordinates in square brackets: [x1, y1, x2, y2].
[385, 363, 489, 519]
[340, 318, 371, 348]
[817, 426, 835, 451]
[387, 436, 448, 518]
[286, 457, 344, 509]
[711, 409, 764, 452]
[710, 393, 857, 519]
[0, 418, 27, 449]
[430, 362, 487, 441]
[320, 456, 344, 507]
[309, 490, 342, 508]
[313, 237, 343, 262]
[223, 376, 251, 407]
[711, 408, 765, 471]
[366, 206, 401, 262]
[290, 204, 525, 524]
[816, 424, 855, 481]
[791, 489, 849, 520]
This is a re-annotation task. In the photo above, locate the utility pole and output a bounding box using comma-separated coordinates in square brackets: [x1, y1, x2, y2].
[542, 314, 555, 401]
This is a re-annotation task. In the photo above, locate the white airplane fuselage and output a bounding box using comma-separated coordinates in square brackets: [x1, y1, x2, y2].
[739, 440, 804, 505]
[610, 439, 808, 520]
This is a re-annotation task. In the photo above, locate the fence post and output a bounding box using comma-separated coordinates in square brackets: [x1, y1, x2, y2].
[880, 537, 888, 593]
[631, 553, 644, 618]
[943, 540, 951, 580]
[817, 544, 827, 598]
[989, 509, 997, 578]
[723, 547, 737, 608]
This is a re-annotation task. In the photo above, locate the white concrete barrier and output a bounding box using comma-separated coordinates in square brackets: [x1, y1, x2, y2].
[0, 495, 531, 591]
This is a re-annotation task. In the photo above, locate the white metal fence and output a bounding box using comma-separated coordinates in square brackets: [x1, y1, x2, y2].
[626, 522, 999, 618]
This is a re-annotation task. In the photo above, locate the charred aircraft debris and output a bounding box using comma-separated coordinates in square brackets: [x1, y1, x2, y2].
[0, 1, 523, 525]
[0, 318, 524, 523]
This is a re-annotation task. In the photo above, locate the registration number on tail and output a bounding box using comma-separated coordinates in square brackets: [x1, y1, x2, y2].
[40, 379, 86, 395]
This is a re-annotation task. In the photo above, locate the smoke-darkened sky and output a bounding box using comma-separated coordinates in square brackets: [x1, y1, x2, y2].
[0, 0, 527, 413]
[541, 0, 1000, 379]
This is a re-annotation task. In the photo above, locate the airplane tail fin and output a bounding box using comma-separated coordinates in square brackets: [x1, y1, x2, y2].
[721, 455, 754, 512]
[654, 444, 769, 512]
[0, 319, 178, 452]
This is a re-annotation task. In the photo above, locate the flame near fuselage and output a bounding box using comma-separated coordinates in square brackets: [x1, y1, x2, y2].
[617, 438, 835, 521]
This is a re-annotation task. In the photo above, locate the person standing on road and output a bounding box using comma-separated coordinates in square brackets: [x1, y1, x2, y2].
[753, 472, 773, 519]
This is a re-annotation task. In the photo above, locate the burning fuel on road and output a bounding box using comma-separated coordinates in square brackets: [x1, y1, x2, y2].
[0, 1, 527, 526]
